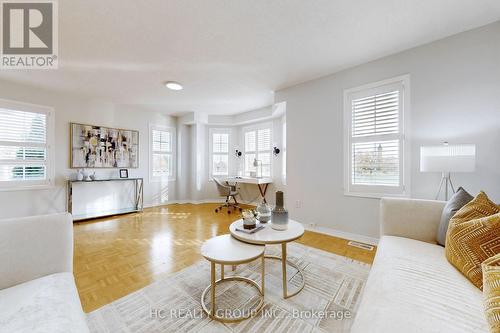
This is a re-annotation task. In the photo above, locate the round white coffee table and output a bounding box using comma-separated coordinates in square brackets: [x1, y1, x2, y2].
[229, 219, 305, 299]
[200, 234, 265, 322]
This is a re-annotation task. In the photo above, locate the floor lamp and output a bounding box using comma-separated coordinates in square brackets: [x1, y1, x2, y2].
[420, 143, 476, 200]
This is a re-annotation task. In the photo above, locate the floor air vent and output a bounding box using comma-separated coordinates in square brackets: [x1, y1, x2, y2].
[347, 241, 374, 251]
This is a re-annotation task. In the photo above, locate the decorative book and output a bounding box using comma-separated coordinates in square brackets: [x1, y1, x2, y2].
[235, 224, 265, 234]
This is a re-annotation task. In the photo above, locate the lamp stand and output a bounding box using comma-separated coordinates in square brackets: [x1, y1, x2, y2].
[435, 172, 455, 200]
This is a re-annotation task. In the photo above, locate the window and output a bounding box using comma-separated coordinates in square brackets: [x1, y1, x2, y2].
[209, 128, 230, 177]
[344, 75, 409, 197]
[243, 124, 272, 177]
[0, 99, 54, 190]
[150, 125, 175, 181]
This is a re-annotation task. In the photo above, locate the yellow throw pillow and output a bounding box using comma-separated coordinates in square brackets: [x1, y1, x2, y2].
[483, 254, 500, 333]
[447, 191, 499, 224]
[445, 192, 500, 289]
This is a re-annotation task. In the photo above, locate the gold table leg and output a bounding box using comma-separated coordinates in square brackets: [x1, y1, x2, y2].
[263, 242, 306, 299]
[210, 262, 216, 318]
[221, 264, 224, 280]
[201, 254, 265, 323]
[261, 255, 265, 293]
[282, 242, 287, 298]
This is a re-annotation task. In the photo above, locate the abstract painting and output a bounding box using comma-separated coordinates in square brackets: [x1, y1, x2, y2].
[71, 123, 139, 168]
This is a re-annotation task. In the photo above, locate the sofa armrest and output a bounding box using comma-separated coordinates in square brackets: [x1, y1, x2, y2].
[0, 213, 73, 290]
[380, 198, 446, 244]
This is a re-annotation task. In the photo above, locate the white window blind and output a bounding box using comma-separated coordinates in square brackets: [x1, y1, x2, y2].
[0, 107, 51, 187]
[244, 125, 271, 177]
[150, 126, 175, 181]
[352, 91, 399, 137]
[211, 131, 229, 176]
[344, 77, 408, 197]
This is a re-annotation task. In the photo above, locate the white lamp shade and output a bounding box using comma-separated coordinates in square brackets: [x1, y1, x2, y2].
[420, 144, 476, 173]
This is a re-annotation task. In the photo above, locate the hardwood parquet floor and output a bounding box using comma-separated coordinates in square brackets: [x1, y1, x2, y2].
[73, 203, 376, 313]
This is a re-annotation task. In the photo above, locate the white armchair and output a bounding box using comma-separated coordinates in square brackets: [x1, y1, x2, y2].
[0, 213, 73, 289]
[0, 213, 89, 333]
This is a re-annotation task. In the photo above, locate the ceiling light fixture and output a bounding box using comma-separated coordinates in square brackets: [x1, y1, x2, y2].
[164, 81, 183, 91]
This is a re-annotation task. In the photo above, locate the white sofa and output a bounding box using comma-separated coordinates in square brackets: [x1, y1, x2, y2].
[0, 213, 89, 333]
[351, 198, 489, 333]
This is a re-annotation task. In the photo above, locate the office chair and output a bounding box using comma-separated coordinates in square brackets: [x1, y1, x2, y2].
[213, 178, 242, 214]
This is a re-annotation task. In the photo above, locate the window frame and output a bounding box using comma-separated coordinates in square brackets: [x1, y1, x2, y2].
[149, 124, 176, 182]
[0, 99, 55, 191]
[209, 127, 231, 178]
[343, 75, 411, 198]
[242, 122, 273, 178]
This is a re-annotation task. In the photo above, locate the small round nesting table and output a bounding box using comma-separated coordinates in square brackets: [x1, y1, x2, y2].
[229, 219, 305, 299]
[200, 234, 265, 322]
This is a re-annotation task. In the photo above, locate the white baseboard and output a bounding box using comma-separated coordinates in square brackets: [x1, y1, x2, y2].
[145, 199, 259, 208]
[302, 224, 379, 246]
[143, 201, 378, 246]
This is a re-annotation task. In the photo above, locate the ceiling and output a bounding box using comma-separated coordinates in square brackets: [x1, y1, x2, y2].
[1, 0, 499, 115]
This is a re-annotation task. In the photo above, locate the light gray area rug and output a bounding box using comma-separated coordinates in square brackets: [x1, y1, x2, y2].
[87, 243, 371, 333]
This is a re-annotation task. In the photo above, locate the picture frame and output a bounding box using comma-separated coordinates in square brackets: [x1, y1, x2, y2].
[119, 169, 129, 179]
[70, 122, 139, 168]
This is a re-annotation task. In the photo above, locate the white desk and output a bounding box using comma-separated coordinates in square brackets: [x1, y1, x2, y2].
[224, 176, 273, 203]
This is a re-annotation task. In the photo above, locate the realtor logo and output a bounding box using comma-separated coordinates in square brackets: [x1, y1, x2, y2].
[1, 0, 58, 69]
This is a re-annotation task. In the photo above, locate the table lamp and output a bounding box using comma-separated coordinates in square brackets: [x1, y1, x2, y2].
[253, 158, 263, 178]
[420, 143, 476, 200]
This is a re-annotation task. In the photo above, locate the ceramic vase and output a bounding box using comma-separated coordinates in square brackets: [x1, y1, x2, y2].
[271, 191, 288, 231]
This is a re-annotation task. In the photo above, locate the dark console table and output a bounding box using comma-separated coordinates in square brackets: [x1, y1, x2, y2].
[67, 178, 144, 221]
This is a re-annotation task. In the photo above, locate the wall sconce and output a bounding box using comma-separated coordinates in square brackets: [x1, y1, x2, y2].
[235, 149, 242, 158]
[273, 146, 281, 156]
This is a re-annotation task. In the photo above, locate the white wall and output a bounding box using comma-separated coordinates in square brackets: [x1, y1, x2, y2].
[0, 81, 176, 218]
[276, 21, 500, 238]
[175, 123, 192, 201]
